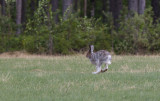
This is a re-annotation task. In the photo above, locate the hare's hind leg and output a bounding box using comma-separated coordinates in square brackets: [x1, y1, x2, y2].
[92, 66, 101, 74]
[101, 64, 108, 72]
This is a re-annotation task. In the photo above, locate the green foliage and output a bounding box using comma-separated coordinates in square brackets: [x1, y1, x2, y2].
[24, 0, 50, 35]
[22, 35, 49, 53]
[23, 0, 53, 54]
[53, 17, 111, 54]
[24, 14, 111, 54]
[148, 23, 160, 52]
[114, 8, 160, 54]
[23, 0, 111, 54]
[0, 35, 22, 53]
[0, 16, 16, 35]
[0, 0, 160, 54]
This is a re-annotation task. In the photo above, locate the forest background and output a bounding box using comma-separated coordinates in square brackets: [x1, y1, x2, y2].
[0, 0, 160, 55]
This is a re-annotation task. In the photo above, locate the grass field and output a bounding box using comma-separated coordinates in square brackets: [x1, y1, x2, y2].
[0, 54, 160, 101]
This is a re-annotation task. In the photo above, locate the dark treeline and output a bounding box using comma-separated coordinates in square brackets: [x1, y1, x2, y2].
[0, 0, 160, 54]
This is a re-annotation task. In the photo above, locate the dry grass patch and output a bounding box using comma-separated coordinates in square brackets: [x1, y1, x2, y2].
[0, 73, 11, 83]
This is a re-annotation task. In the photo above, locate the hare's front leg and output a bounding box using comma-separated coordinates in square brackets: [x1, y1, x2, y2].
[92, 65, 101, 74]
[101, 64, 108, 72]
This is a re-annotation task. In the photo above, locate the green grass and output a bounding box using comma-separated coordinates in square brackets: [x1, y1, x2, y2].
[0, 55, 160, 101]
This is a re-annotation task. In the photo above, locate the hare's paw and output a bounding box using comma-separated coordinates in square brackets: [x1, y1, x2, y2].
[92, 70, 101, 74]
[92, 72, 97, 74]
[101, 69, 108, 73]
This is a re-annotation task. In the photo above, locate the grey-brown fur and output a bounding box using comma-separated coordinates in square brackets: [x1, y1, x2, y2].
[86, 45, 111, 74]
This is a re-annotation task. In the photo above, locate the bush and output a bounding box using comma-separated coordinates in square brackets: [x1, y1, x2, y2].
[0, 16, 16, 35]
[1, 1, 159, 55]
[24, 16, 111, 54]
[148, 23, 160, 52]
[52, 17, 111, 54]
[114, 8, 160, 54]
[23, 0, 111, 54]
[0, 35, 22, 53]
[22, 35, 49, 54]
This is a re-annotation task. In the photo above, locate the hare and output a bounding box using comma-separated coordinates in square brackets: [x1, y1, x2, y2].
[86, 45, 111, 74]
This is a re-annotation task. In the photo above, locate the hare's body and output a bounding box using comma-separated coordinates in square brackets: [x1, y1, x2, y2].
[86, 45, 111, 74]
[87, 50, 111, 65]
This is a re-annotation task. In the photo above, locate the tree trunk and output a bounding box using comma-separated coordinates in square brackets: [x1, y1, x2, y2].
[74, 0, 78, 12]
[151, 0, 160, 22]
[48, 36, 53, 55]
[63, 0, 73, 20]
[138, 0, 145, 14]
[16, 0, 22, 35]
[0, 0, 5, 16]
[128, 0, 138, 13]
[102, 0, 107, 22]
[30, 0, 39, 16]
[128, 0, 145, 15]
[22, 0, 26, 26]
[109, 0, 122, 27]
[51, 0, 58, 23]
[90, 0, 95, 17]
[84, 0, 87, 16]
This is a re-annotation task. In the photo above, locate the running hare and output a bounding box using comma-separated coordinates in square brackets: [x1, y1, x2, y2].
[86, 45, 111, 74]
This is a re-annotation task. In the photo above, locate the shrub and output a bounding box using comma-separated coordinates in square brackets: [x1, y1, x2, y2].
[114, 8, 160, 54]
[0, 35, 22, 53]
[22, 35, 49, 54]
[52, 17, 111, 54]
[0, 16, 16, 35]
[24, 1, 111, 54]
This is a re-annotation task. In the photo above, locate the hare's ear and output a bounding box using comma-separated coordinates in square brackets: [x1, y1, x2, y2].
[90, 45, 94, 53]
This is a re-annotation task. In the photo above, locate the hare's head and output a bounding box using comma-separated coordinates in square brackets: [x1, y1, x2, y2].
[90, 45, 94, 53]
[86, 45, 94, 58]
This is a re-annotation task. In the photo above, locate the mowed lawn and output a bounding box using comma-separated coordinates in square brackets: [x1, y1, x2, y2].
[0, 54, 160, 101]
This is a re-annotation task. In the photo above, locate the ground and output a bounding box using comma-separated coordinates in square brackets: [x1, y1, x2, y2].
[0, 53, 160, 101]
